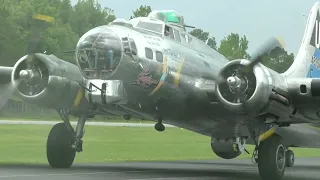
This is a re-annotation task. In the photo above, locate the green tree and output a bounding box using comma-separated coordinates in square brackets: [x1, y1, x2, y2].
[71, 0, 116, 37]
[130, 5, 152, 19]
[0, 0, 116, 65]
[6, 0, 81, 64]
[218, 33, 250, 60]
[0, 2, 25, 66]
[189, 28, 217, 50]
[261, 47, 294, 73]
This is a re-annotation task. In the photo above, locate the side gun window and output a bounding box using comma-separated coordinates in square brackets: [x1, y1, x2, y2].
[156, 51, 163, 63]
[145, 47, 153, 60]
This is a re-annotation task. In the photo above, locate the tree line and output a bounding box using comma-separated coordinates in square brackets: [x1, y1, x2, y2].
[0, 1, 294, 72]
[0, 0, 295, 118]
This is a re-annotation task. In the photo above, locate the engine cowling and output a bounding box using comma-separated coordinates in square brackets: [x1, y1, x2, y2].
[215, 59, 273, 114]
[11, 53, 88, 109]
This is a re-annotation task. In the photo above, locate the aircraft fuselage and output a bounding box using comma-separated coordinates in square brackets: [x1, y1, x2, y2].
[96, 23, 248, 136]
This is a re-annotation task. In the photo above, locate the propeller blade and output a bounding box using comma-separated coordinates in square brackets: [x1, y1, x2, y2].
[0, 14, 53, 110]
[0, 80, 20, 110]
[26, 14, 54, 66]
[241, 37, 286, 73]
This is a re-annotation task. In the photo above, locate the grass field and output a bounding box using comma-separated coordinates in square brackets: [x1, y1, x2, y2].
[0, 124, 320, 164]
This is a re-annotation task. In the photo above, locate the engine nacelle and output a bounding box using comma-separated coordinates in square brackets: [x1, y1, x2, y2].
[215, 59, 273, 114]
[210, 137, 246, 159]
[11, 53, 88, 109]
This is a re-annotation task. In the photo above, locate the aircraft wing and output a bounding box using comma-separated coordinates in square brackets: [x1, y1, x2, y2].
[0, 66, 13, 84]
[0, 66, 13, 75]
[245, 124, 320, 148]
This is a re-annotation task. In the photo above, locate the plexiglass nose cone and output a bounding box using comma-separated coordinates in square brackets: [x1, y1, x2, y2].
[75, 27, 122, 79]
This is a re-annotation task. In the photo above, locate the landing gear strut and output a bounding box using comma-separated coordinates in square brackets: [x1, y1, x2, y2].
[154, 117, 165, 132]
[46, 109, 87, 168]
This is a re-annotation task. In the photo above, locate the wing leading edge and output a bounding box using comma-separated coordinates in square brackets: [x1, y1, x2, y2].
[0, 66, 13, 85]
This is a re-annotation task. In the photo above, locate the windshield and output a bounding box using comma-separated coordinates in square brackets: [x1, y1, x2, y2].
[136, 21, 164, 34]
[75, 27, 122, 79]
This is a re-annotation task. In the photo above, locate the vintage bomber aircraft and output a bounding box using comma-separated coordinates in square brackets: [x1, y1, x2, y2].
[3, 2, 320, 180]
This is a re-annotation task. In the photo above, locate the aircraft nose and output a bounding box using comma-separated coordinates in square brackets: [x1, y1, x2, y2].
[75, 27, 122, 79]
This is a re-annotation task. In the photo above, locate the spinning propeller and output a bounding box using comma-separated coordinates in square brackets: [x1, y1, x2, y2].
[215, 37, 286, 110]
[0, 14, 54, 110]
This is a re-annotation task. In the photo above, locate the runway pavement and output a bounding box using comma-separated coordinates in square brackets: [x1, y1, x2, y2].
[0, 158, 319, 180]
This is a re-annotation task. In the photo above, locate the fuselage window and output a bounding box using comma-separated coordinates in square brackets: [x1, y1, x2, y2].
[180, 33, 186, 43]
[164, 26, 170, 36]
[173, 29, 181, 42]
[186, 35, 192, 43]
[145, 47, 153, 60]
[169, 27, 174, 39]
[136, 21, 163, 34]
[156, 51, 163, 63]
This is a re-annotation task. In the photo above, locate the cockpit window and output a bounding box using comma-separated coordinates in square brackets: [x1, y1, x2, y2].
[165, 26, 174, 39]
[136, 21, 164, 34]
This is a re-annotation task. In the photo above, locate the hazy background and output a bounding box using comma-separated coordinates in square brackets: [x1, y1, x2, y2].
[70, 0, 320, 55]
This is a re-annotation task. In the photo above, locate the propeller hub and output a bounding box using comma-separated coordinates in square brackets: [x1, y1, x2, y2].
[19, 69, 40, 85]
[19, 70, 32, 80]
[227, 76, 241, 88]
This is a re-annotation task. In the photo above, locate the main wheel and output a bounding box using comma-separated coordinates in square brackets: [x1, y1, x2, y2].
[286, 149, 294, 167]
[258, 134, 286, 180]
[46, 122, 76, 168]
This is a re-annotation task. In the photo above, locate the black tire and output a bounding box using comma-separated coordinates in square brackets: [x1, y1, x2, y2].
[286, 150, 294, 167]
[258, 135, 286, 180]
[154, 123, 165, 132]
[46, 123, 76, 168]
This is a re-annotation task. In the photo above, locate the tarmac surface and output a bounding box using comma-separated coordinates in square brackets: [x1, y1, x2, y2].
[0, 158, 319, 180]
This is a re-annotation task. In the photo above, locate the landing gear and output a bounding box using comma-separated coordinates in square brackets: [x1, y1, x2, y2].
[46, 123, 75, 168]
[46, 109, 87, 168]
[154, 117, 165, 132]
[286, 149, 295, 167]
[257, 135, 286, 180]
